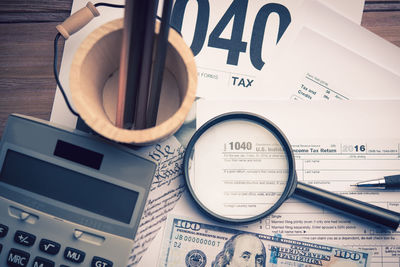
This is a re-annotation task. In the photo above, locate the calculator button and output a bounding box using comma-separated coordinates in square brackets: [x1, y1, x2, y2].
[32, 256, 55, 267]
[72, 230, 105, 246]
[39, 239, 60, 255]
[19, 212, 30, 221]
[91, 256, 113, 267]
[8, 207, 38, 224]
[73, 230, 83, 239]
[0, 224, 9, 237]
[13, 231, 36, 247]
[6, 248, 30, 266]
[64, 247, 85, 263]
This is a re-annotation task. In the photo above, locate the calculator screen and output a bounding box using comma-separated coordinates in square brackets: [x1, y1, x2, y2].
[0, 149, 139, 224]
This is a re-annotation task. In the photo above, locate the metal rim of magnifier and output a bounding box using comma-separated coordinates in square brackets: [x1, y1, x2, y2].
[183, 112, 297, 223]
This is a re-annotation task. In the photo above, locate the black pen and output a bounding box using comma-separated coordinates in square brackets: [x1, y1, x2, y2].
[352, 174, 400, 189]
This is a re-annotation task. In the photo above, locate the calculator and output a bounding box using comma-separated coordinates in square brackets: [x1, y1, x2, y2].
[0, 114, 156, 267]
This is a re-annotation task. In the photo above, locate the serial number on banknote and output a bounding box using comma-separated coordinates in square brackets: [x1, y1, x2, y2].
[173, 234, 222, 249]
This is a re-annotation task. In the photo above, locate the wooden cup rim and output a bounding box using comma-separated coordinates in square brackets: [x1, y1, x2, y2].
[70, 18, 197, 145]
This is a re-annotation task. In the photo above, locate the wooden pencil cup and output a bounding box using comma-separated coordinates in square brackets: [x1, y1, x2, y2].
[70, 18, 197, 145]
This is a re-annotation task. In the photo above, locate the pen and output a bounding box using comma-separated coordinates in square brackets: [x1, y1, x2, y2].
[352, 174, 400, 189]
[146, 0, 173, 128]
[116, 0, 157, 129]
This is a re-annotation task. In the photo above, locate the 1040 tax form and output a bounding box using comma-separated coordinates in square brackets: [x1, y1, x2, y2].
[139, 100, 400, 267]
[195, 100, 400, 267]
[257, 0, 400, 101]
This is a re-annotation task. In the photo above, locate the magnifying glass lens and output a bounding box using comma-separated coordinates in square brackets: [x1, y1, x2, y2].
[187, 118, 290, 221]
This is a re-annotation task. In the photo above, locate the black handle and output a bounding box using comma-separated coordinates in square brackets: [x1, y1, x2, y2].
[385, 174, 400, 188]
[294, 182, 400, 230]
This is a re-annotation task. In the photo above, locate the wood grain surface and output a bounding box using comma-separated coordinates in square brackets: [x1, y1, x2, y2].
[0, 0, 399, 138]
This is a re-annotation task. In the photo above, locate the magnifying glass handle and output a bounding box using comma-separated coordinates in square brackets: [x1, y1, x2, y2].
[294, 182, 400, 231]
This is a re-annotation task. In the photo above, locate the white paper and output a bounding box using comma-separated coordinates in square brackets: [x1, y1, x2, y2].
[49, 1, 366, 265]
[50, 0, 365, 128]
[191, 119, 289, 219]
[196, 99, 400, 142]
[261, 28, 400, 101]
[319, 0, 365, 24]
[140, 100, 400, 267]
[178, 0, 365, 99]
[275, 0, 400, 76]
[256, 0, 400, 101]
[128, 138, 186, 266]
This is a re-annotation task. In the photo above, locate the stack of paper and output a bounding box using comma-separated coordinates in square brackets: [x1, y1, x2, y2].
[50, 0, 400, 266]
[139, 1, 400, 267]
[256, 0, 400, 101]
[51, 0, 367, 126]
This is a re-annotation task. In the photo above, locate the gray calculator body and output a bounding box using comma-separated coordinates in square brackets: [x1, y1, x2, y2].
[0, 114, 156, 266]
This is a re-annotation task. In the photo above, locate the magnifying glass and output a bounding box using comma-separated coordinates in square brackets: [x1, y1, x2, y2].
[183, 112, 400, 230]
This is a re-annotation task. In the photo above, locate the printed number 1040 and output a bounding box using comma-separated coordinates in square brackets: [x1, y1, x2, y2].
[226, 141, 253, 151]
[171, 0, 291, 70]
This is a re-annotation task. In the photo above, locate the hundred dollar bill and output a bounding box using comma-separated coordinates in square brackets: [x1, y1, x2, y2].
[158, 216, 370, 267]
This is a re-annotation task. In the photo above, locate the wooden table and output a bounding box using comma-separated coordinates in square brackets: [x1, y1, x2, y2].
[0, 0, 399, 138]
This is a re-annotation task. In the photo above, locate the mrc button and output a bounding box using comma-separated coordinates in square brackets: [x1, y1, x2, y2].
[7, 248, 30, 267]
[64, 247, 85, 263]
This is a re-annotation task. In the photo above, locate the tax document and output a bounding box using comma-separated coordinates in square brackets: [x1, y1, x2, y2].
[173, 0, 364, 99]
[257, 0, 400, 100]
[140, 100, 400, 267]
[49, 1, 365, 264]
[50, 0, 365, 128]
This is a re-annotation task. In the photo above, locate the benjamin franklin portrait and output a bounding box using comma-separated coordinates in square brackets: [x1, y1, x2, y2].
[212, 233, 266, 267]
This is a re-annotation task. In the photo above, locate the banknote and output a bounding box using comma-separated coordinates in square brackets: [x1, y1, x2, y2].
[158, 216, 370, 267]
